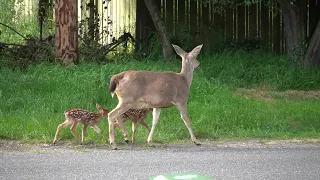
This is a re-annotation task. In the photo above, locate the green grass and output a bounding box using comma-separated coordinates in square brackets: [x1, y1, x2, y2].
[0, 52, 320, 145]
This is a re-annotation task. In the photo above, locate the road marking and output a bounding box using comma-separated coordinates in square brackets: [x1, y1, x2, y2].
[150, 173, 214, 180]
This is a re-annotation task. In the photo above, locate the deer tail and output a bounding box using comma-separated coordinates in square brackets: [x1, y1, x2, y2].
[109, 72, 125, 98]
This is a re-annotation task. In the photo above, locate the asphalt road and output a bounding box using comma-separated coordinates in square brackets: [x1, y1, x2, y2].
[0, 140, 319, 180]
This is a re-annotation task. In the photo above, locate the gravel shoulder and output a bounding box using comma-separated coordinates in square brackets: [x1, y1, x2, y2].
[1, 138, 319, 153]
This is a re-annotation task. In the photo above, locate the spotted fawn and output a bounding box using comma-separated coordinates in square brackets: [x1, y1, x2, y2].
[53, 104, 109, 145]
[115, 108, 152, 144]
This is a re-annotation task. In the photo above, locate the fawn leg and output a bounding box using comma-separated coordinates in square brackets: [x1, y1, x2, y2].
[147, 108, 161, 146]
[116, 119, 130, 144]
[139, 121, 150, 132]
[81, 124, 88, 145]
[70, 122, 81, 144]
[176, 103, 200, 146]
[91, 124, 106, 141]
[53, 121, 72, 145]
[132, 121, 137, 144]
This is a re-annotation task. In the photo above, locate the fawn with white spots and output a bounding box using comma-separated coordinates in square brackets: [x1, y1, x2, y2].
[115, 108, 152, 144]
[53, 104, 109, 145]
[53, 104, 151, 145]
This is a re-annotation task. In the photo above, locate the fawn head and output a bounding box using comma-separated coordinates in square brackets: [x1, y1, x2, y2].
[96, 104, 109, 118]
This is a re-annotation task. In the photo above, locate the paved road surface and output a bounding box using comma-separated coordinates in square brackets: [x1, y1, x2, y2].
[1, 140, 319, 180]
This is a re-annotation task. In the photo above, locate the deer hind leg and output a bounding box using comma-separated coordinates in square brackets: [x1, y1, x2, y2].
[147, 108, 161, 147]
[108, 102, 134, 150]
[70, 122, 81, 144]
[53, 120, 72, 145]
[176, 103, 201, 146]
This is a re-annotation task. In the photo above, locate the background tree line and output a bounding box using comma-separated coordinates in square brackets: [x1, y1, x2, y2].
[0, 0, 319, 68]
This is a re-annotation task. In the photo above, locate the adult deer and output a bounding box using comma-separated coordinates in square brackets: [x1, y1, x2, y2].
[108, 44, 203, 150]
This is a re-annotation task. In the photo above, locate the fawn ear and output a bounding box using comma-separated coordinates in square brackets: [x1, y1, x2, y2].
[96, 104, 102, 110]
[189, 44, 203, 58]
[172, 44, 187, 58]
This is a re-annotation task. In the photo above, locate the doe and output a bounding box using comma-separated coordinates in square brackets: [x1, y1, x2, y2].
[107, 44, 203, 149]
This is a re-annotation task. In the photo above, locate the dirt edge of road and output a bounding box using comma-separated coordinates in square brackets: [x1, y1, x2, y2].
[1, 138, 319, 153]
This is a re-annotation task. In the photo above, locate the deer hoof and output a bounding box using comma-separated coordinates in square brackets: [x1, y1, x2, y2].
[110, 143, 117, 150]
[194, 141, 201, 146]
[52, 140, 58, 145]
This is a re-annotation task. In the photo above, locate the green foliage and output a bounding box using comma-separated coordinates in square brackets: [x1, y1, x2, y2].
[0, 0, 16, 28]
[0, 53, 319, 144]
[201, 51, 320, 90]
[0, 0, 136, 69]
[289, 39, 309, 65]
[134, 32, 163, 60]
[0, 0, 55, 70]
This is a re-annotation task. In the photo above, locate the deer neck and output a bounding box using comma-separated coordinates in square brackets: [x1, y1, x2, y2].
[180, 60, 194, 87]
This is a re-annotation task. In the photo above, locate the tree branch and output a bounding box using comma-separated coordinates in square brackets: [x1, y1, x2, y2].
[0, 22, 28, 40]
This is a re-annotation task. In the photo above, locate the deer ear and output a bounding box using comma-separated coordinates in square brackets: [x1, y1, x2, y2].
[172, 44, 187, 57]
[189, 44, 203, 58]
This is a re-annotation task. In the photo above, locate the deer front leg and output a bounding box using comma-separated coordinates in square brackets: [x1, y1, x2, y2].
[147, 108, 161, 147]
[176, 103, 201, 146]
[53, 121, 72, 145]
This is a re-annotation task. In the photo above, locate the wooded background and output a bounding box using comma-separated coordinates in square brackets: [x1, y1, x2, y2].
[137, 0, 320, 54]
[8, 0, 320, 54]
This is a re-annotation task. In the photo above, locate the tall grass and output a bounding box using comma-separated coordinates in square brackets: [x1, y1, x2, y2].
[0, 52, 319, 145]
[201, 51, 320, 90]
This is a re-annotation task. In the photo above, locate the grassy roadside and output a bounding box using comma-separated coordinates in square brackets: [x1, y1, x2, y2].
[0, 53, 319, 145]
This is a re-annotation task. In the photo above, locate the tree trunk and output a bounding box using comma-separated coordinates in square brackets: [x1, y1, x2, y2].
[38, 0, 49, 40]
[303, 20, 320, 67]
[143, 0, 174, 58]
[277, 0, 306, 58]
[55, 0, 78, 66]
[88, 0, 95, 41]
